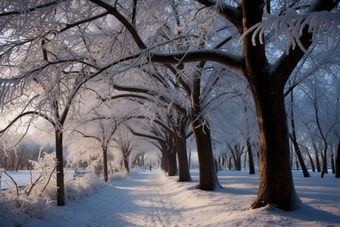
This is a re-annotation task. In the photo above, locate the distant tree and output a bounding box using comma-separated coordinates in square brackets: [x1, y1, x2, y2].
[287, 83, 310, 177]
[126, 112, 178, 177]
[73, 113, 120, 182]
[113, 132, 135, 173]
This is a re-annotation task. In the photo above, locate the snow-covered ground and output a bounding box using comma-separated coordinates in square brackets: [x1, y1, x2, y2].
[0, 171, 34, 190]
[19, 169, 340, 227]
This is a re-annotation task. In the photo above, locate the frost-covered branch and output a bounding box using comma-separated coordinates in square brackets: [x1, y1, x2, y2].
[0, 1, 63, 16]
[0, 111, 56, 135]
[110, 84, 188, 116]
[88, 0, 147, 49]
[242, 9, 340, 53]
[194, 0, 242, 32]
[150, 49, 244, 73]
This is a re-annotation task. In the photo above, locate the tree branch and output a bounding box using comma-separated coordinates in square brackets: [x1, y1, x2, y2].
[150, 49, 244, 73]
[0, 111, 55, 135]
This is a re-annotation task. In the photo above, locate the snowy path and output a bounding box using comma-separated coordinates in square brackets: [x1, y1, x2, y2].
[24, 170, 340, 227]
[25, 170, 189, 227]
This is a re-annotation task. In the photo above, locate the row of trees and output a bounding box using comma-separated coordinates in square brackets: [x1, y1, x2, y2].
[1, 0, 339, 211]
[0, 140, 50, 171]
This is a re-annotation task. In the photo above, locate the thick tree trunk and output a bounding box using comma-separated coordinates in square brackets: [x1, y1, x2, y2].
[168, 148, 177, 176]
[191, 118, 219, 190]
[175, 131, 191, 181]
[166, 135, 177, 176]
[161, 144, 169, 172]
[103, 146, 108, 182]
[250, 89, 298, 211]
[55, 129, 65, 206]
[161, 152, 166, 171]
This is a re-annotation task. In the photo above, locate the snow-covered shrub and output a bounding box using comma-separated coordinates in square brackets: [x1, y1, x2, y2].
[0, 152, 56, 226]
[0, 198, 22, 227]
[88, 161, 104, 176]
[24, 152, 58, 200]
[0, 149, 128, 227]
[64, 173, 102, 201]
[15, 196, 51, 220]
[108, 169, 129, 181]
[0, 191, 51, 227]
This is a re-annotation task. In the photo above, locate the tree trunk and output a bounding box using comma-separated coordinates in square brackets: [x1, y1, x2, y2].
[102, 146, 108, 182]
[123, 156, 129, 173]
[191, 118, 219, 190]
[231, 149, 242, 171]
[55, 129, 65, 206]
[168, 148, 177, 176]
[228, 156, 232, 170]
[331, 152, 335, 174]
[289, 87, 310, 177]
[250, 89, 298, 211]
[314, 144, 321, 172]
[289, 135, 310, 177]
[321, 145, 328, 178]
[247, 139, 255, 174]
[335, 140, 340, 178]
[161, 143, 169, 172]
[175, 131, 191, 181]
[307, 152, 316, 172]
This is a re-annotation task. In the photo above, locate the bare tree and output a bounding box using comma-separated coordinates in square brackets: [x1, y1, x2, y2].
[73, 114, 120, 182]
[113, 132, 135, 173]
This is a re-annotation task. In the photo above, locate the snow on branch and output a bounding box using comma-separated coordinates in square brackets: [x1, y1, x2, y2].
[240, 9, 340, 54]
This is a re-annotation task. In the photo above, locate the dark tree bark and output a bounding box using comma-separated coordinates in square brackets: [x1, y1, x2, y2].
[306, 150, 316, 172]
[331, 154, 335, 174]
[228, 155, 232, 170]
[313, 144, 322, 172]
[290, 135, 310, 177]
[331, 149, 335, 174]
[162, 149, 168, 172]
[166, 135, 177, 176]
[190, 65, 220, 190]
[335, 141, 340, 178]
[321, 147, 329, 178]
[103, 146, 108, 182]
[249, 82, 298, 210]
[247, 139, 255, 174]
[55, 129, 65, 206]
[191, 118, 219, 190]
[123, 156, 130, 173]
[168, 149, 177, 176]
[175, 124, 191, 181]
[229, 144, 242, 171]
